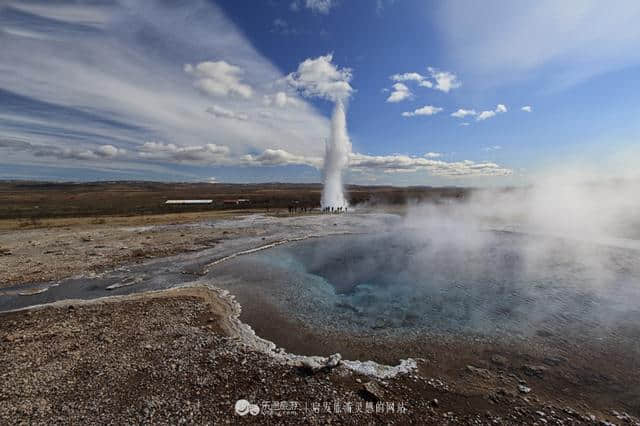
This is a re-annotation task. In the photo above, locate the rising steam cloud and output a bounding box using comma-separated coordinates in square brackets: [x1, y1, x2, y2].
[286, 53, 353, 208]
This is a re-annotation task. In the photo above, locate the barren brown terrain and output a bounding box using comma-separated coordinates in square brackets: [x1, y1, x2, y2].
[0, 182, 638, 425]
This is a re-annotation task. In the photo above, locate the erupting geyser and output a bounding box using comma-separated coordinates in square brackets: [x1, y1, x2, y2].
[321, 100, 351, 209]
[284, 53, 353, 209]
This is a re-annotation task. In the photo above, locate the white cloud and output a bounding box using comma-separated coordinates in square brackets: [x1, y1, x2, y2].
[289, 0, 335, 14]
[389, 68, 460, 93]
[184, 61, 253, 99]
[242, 149, 322, 168]
[206, 105, 249, 121]
[0, 138, 126, 161]
[460, 122, 470, 126]
[428, 67, 461, 92]
[304, 0, 335, 14]
[262, 91, 302, 108]
[451, 108, 476, 118]
[425, 152, 442, 158]
[391, 72, 426, 83]
[391, 71, 435, 87]
[139, 142, 231, 164]
[482, 145, 502, 151]
[96, 144, 127, 158]
[386, 83, 412, 103]
[402, 105, 443, 117]
[522, 105, 533, 112]
[476, 104, 508, 121]
[285, 53, 353, 102]
[476, 111, 496, 121]
[349, 153, 512, 176]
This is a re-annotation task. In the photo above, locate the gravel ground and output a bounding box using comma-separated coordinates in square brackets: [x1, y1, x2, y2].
[1, 287, 638, 425]
[0, 211, 259, 288]
[1, 212, 639, 424]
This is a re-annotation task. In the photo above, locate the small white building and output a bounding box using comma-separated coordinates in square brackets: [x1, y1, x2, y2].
[165, 200, 213, 204]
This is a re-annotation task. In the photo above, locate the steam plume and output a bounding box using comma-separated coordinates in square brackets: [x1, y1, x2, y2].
[321, 100, 351, 208]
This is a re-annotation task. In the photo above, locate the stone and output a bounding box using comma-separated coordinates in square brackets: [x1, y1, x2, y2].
[542, 356, 567, 366]
[326, 353, 341, 368]
[522, 364, 547, 378]
[361, 381, 385, 402]
[490, 355, 508, 367]
[299, 353, 342, 372]
[467, 365, 492, 379]
[3, 333, 17, 343]
[518, 385, 531, 394]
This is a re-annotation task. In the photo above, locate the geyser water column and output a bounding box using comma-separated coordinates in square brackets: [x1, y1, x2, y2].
[321, 100, 351, 209]
[284, 54, 354, 208]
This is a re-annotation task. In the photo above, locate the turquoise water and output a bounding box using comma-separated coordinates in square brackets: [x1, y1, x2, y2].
[217, 230, 640, 339]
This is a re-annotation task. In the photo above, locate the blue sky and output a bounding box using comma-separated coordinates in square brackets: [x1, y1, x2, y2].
[1, 0, 639, 184]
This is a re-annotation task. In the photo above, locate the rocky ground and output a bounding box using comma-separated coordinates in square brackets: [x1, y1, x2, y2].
[1, 211, 639, 424]
[0, 211, 270, 288]
[2, 286, 637, 425]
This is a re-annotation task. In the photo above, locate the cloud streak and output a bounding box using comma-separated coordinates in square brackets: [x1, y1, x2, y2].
[349, 153, 512, 176]
[0, 0, 330, 173]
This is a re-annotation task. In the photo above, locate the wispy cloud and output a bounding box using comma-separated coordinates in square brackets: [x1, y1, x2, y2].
[0, 0, 330, 173]
[206, 105, 249, 121]
[476, 104, 507, 121]
[402, 105, 443, 117]
[435, 1, 640, 89]
[451, 108, 476, 118]
[386, 83, 412, 103]
[290, 0, 336, 14]
[349, 153, 512, 176]
[389, 67, 460, 95]
[521, 105, 533, 112]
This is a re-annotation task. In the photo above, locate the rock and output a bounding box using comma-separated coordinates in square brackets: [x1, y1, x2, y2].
[542, 356, 567, 366]
[490, 355, 508, 367]
[326, 353, 341, 368]
[361, 381, 385, 402]
[3, 333, 17, 343]
[467, 365, 492, 379]
[522, 364, 547, 378]
[518, 385, 531, 394]
[299, 353, 342, 372]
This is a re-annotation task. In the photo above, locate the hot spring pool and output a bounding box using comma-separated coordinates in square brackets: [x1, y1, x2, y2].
[212, 229, 640, 341]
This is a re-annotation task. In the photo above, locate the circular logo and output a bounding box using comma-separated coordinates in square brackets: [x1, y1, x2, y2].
[235, 399, 251, 416]
[249, 404, 260, 416]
